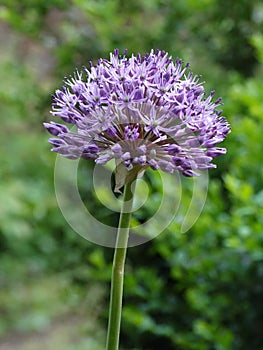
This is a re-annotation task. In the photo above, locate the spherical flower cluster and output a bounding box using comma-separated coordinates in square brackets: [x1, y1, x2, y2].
[44, 49, 230, 179]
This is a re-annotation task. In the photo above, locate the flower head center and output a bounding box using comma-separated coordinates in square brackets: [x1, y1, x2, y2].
[124, 124, 140, 141]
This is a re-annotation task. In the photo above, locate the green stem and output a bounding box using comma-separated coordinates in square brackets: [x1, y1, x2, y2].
[106, 180, 136, 350]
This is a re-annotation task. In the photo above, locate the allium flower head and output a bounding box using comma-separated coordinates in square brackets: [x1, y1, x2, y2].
[44, 49, 230, 189]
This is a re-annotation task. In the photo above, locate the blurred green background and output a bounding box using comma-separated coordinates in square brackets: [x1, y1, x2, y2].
[0, 0, 263, 349]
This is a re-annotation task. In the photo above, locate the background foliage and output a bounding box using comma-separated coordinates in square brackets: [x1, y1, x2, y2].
[0, 0, 263, 349]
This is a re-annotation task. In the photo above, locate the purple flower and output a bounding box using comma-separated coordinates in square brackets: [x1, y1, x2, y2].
[44, 49, 230, 180]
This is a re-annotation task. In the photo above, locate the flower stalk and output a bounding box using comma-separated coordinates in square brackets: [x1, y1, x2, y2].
[106, 180, 136, 350]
